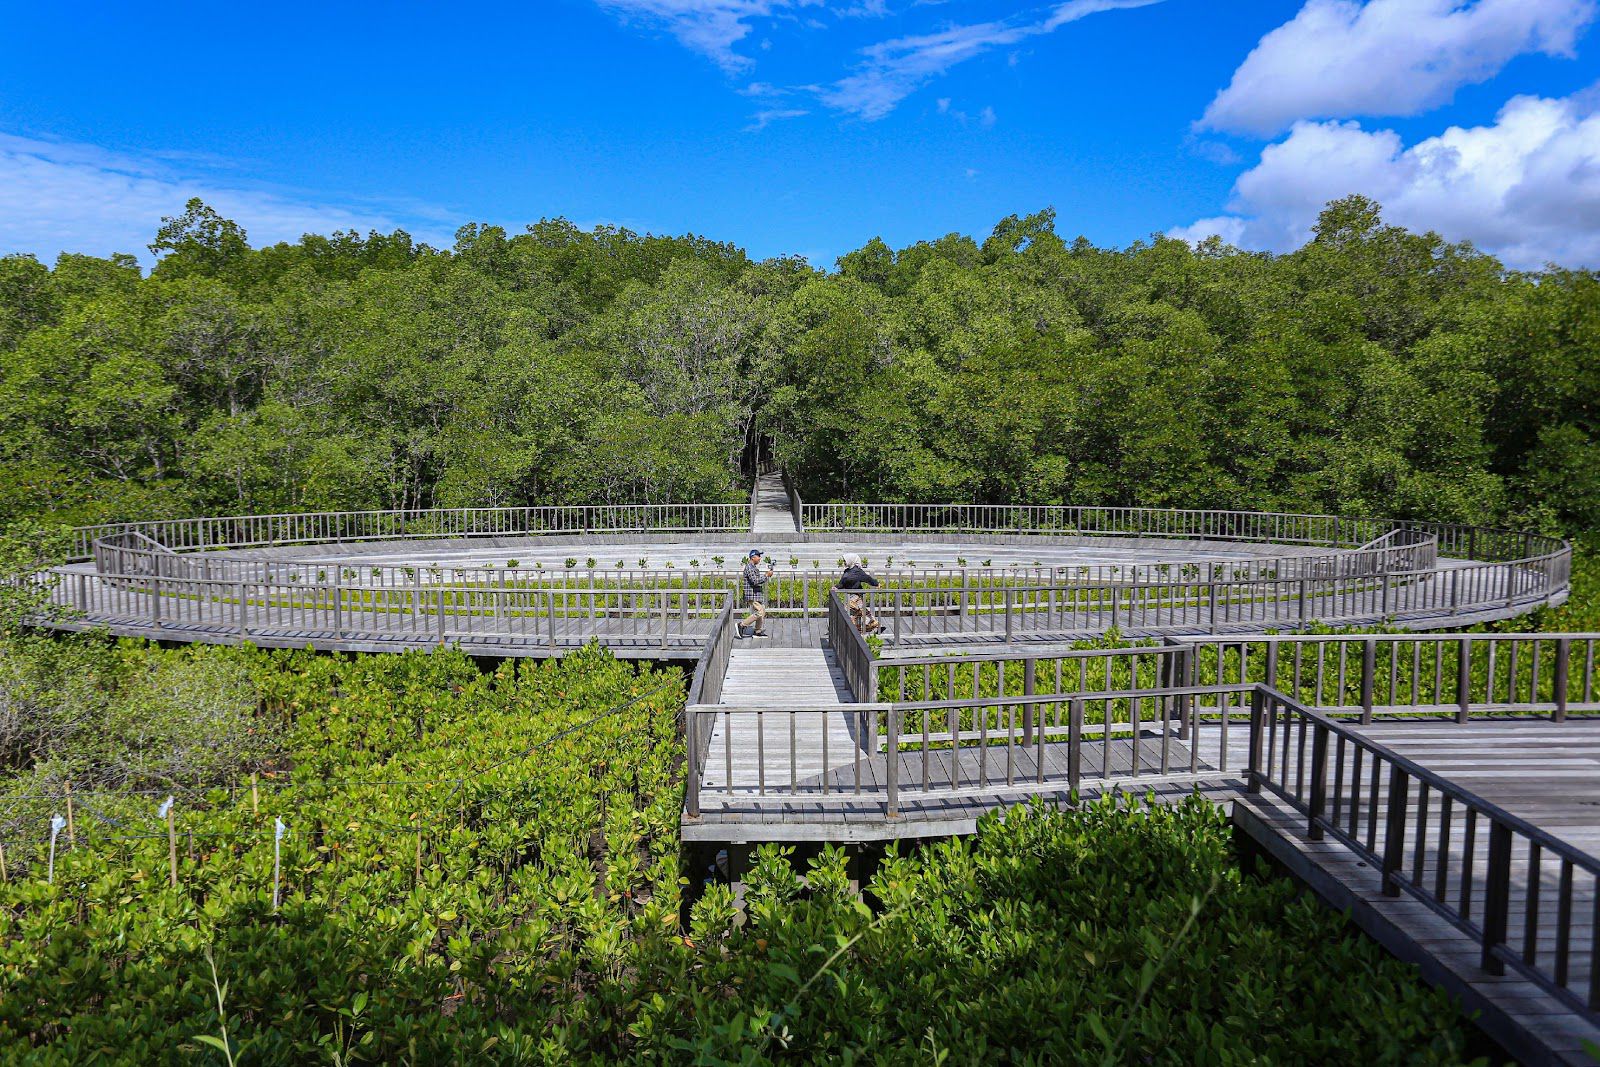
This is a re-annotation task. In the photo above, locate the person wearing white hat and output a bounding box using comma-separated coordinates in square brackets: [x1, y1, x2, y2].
[838, 553, 882, 634]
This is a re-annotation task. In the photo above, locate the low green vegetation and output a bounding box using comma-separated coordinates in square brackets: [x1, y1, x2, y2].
[1, 643, 688, 1062]
[681, 796, 1479, 1065]
[0, 644, 1481, 1065]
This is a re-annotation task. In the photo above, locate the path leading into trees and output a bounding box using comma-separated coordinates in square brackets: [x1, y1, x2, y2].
[749, 471, 797, 534]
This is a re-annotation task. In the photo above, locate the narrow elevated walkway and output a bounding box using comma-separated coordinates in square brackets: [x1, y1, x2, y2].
[697, 643, 864, 802]
[750, 472, 798, 534]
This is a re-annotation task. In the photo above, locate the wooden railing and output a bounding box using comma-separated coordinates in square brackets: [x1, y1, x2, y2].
[1177, 632, 1600, 721]
[827, 589, 877, 702]
[687, 599, 737, 706]
[74, 552, 1450, 607]
[782, 471, 804, 532]
[1249, 689, 1600, 1020]
[52, 570, 731, 650]
[69, 503, 753, 560]
[800, 504, 1565, 567]
[872, 641, 1192, 708]
[847, 560, 1557, 641]
[50, 505, 1569, 645]
[684, 682, 1255, 818]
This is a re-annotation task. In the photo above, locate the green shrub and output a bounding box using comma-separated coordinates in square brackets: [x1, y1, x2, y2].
[658, 796, 1480, 1065]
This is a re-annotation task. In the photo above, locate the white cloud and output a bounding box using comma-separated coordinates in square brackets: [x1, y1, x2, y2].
[1170, 87, 1600, 268]
[0, 133, 444, 265]
[935, 97, 998, 126]
[820, 0, 1162, 119]
[744, 107, 811, 130]
[1201, 0, 1597, 137]
[595, 0, 818, 72]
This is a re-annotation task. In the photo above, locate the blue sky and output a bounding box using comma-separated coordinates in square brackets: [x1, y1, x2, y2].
[1, 0, 1598, 269]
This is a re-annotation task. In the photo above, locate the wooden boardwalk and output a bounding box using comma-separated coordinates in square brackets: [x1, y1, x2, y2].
[698, 645, 861, 798]
[750, 472, 797, 534]
[689, 712, 1600, 1062]
[1235, 717, 1600, 1066]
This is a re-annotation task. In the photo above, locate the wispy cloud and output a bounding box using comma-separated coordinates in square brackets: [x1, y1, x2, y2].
[0, 132, 449, 265]
[819, 0, 1163, 120]
[1200, 0, 1598, 136]
[744, 107, 811, 130]
[936, 98, 998, 126]
[594, 0, 821, 72]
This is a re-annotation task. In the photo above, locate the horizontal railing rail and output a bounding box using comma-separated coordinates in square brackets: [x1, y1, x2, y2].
[69, 503, 754, 560]
[47, 505, 1569, 646]
[50, 570, 732, 651]
[80, 540, 1451, 598]
[802, 503, 1564, 561]
[828, 589, 878, 702]
[684, 682, 1256, 819]
[1248, 688, 1600, 1021]
[1178, 632, 1600, 722]
[846, 560, 1561, 642]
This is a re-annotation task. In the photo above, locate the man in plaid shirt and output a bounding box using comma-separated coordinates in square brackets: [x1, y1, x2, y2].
[737, 548, 773, 639]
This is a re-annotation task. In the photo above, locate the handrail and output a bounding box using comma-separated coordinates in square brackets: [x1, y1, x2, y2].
[1181, 632, 1600, 722]
[827, 588, 877, 702]
[1248, 687, 1600, 1020]
[50, 570, 730, 650]
[68, 503, 753, 560]
[687, 598, 736, 706]
[847, 561, 1563, 641]
[76, 548, 1454, 599]
[781, 471, 804, 534]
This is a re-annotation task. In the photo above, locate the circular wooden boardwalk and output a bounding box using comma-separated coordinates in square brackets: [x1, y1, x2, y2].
[40, 499, 1572, 655]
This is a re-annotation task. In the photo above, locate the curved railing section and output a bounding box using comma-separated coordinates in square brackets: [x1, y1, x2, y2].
[42, 504, 1569, 649]
[68, 503, 752, 561]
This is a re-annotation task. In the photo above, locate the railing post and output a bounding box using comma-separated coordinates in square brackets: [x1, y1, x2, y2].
[893, 591, 902, 646]
[150, 574, 162, 629]
[1022, 659, 1035, 746]
[1307, 722, 1328, 840]
[237, 582, 248, 636]
[435, 587, 447, 641]
[1554, 638, 1570, 722]
[660, 591, 669, 650]
[1482, 820, 1512, 975]
[1004, 588, 1014, 643]
[685, 710, 701, 818]
[885, 707, 899, 818]
[1361, 638, 1376, 724]
[1297, 578, 1308, 625]
[332, 570, 342, 639]
[1450, 568, 1460, 614]
[1207, 581, 1219, 634]
[1247, 689, 1266, 793]
[1068, 699, 1084, 794]
[1381, 765, 1407, 897]
[546, 591, 557, 650]
[1457, 637, 1472, 723]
